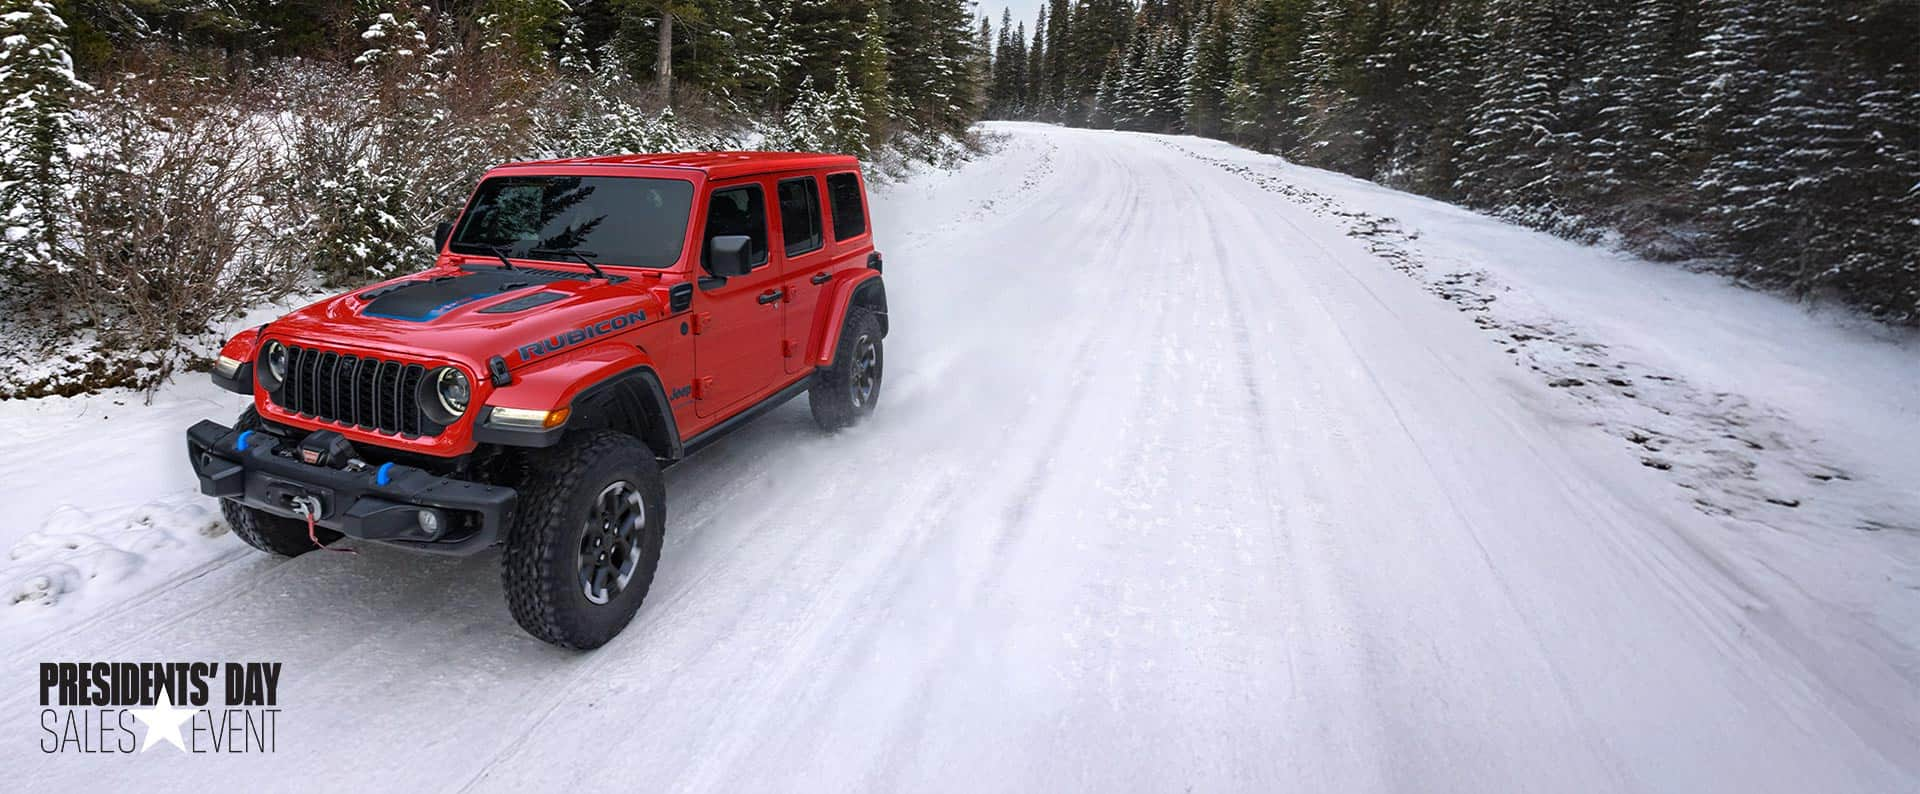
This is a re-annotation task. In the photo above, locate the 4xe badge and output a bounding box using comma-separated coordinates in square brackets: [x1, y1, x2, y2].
[38, 661, 283, 754]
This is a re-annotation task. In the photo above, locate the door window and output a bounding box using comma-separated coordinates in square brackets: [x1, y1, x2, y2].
[826, 172, 866, 241]
[777, 177, 824, 256]
[703, 186, 769, 270]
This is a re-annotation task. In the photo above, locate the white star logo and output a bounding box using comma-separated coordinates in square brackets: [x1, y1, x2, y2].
[129, 692, 196, 753]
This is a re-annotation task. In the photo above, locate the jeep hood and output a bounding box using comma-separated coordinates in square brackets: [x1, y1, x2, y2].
[267, 265, 668, 369]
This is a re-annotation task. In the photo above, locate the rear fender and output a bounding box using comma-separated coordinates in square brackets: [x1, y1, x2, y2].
[811, 271, 887, 367]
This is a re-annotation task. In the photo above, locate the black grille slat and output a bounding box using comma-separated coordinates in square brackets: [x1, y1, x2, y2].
[356, 357, 377, 429]
[301, 346, 321, 415]
[265, 344, 438, 438]
[316, 352, 338, 418]
[378, 361, 401, 432]
[335, 355, 356, 426]
[282, 346, 302, 413]
[400, 365, 424, 436]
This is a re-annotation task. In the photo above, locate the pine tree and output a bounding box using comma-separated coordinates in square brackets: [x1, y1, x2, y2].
[477, 0, 571, 62]
[1042, 0, 1071, 119]
[989, 10, 1012, 116]
[887, 0, 981, 135]
[850, 7, 892, 146]
[1111, 21, 1150, 129]
[976, 14, 994, 116]
[1026, 7, 1047, 117]
[1400, 0, 1490, 198]
[0, 0, 85, 277]
[1575, 0, 1700, 249]
[1006, 22, 1030, 117]
[1183, 0, 1233, 138]
[1455, 0, 1579, 230]
[1690, 0, 1920, 319]
[1222, 0, 1310, 151]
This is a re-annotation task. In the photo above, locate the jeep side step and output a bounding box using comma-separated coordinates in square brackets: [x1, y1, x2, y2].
[669, 376, 815, 466]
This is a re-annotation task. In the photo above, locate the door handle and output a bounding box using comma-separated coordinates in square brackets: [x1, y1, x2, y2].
[810, 272, 831, 285]
[758, 289, 784, 305]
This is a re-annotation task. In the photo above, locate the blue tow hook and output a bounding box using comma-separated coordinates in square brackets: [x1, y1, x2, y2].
[376, 462, 394, 487]
[235, 430, 253, 451]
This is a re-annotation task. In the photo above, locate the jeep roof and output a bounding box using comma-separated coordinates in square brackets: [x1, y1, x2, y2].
[491, 151, 863, 180]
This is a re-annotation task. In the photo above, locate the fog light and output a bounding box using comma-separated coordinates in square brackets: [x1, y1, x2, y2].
[417, 509, 441, 535]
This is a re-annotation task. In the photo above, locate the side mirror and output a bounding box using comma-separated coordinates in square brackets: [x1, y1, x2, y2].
[432, 221, 453, 253]
[707, 235, 754, 278]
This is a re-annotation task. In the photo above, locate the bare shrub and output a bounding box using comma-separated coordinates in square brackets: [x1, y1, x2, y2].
[52, 69, 305, 392]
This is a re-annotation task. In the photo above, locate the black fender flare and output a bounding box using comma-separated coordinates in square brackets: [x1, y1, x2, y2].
[565, 366, 683, 460]
[475, 366, 683, 460]
[852, 277, 888, 336]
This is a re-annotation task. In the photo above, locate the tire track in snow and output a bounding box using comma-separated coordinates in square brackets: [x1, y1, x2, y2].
[650, 140, 1154, 792]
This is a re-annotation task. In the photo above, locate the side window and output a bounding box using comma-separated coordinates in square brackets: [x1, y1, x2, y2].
[826, 172, 866, 241]
[703, 185, 769, 269]
[777, 177, 824, 257]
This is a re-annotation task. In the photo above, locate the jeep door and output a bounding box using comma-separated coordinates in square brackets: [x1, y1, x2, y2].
[799, 170, 874, 365]
[693, 180, 786, 418]
[772, 173, 831, 374]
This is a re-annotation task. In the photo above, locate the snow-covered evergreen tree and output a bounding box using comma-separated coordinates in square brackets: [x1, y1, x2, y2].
[1182, 0, 1233, 139]
[0, 0, 85, 278]
[1455, 0, 1579, 231]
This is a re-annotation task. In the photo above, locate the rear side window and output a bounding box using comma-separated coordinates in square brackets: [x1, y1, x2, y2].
[703, 185, 769, 269]
[826, 172, 866, 241]
[777, 177, 823, 256]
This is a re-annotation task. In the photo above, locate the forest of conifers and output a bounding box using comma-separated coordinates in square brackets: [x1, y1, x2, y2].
[983, 0, 1920, 323]
[0, 0, 1913, 397]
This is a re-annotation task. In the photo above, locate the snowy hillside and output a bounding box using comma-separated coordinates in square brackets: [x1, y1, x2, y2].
[4, 123, 1918, 791]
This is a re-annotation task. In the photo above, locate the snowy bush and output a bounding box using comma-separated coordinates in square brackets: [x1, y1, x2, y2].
[50, 73, 306, 391]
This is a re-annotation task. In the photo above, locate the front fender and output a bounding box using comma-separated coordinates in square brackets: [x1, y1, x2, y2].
[474, 343, 681, 456]
[811, 270, 887, 367]
[212, 326, 266, 394]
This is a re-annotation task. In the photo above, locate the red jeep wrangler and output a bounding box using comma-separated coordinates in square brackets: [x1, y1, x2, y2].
[185, 152, 887, 649]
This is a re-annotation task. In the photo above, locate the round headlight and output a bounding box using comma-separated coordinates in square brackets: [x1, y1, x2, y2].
[434, 367, 470, 417]
[261, 341, 288, 389]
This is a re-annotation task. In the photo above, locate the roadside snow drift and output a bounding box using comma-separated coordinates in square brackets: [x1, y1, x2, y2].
[3, 123, 1917, 793]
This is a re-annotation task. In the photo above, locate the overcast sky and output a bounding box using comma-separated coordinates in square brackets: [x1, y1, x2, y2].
[983, 0, 1048, 38]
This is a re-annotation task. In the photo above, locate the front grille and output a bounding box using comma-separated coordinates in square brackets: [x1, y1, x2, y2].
[270, 345, 443, 437]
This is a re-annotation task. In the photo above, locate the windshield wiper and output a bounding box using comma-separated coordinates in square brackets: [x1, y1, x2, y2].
[485, 245, 518, 271]
[529, 247, 609, 280]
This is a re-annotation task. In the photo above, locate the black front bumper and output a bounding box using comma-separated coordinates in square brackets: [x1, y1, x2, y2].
[186, 420, 516, 555]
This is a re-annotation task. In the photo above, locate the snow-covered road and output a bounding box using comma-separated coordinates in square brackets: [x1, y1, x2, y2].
[6, 123, 1919, 791]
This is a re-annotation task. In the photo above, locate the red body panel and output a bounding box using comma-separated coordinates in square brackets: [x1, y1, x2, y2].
[235, 153, 880, 458]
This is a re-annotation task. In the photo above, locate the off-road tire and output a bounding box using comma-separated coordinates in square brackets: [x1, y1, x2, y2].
[810, 308, 884, 431]
[220, 408, 342, 557]
[501, 430, 665, 650]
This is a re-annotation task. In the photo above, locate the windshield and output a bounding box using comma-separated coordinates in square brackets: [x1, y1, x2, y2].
[449, 175, 695, 268]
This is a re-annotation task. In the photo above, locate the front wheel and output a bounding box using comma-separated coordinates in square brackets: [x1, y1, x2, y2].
[810, 308, 884, 431]
[501, 430, 665, 650]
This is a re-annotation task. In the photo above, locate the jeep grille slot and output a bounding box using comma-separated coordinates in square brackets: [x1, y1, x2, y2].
[271, 345, 442, 438]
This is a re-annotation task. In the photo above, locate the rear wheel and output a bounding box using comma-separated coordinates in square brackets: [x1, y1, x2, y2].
[809, 308, 883, 431]
[501, 430, 665, 650]
[221, 408, 340, 557]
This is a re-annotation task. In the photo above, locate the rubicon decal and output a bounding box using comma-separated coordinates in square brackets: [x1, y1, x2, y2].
[514, 310, 648, 363]
[38, 661, 282, 754]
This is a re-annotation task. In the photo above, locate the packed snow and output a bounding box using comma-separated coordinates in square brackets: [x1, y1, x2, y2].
[3, 122, 1917, 791]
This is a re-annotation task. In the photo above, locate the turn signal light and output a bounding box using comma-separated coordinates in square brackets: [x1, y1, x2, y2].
[486, 406, 570, 430]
